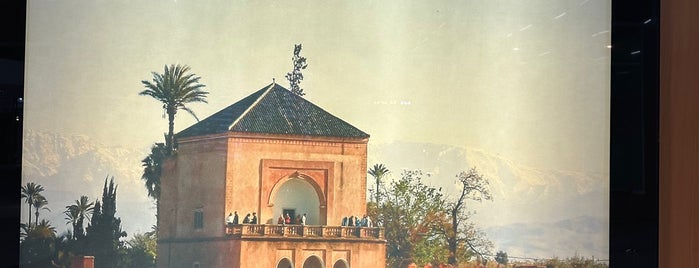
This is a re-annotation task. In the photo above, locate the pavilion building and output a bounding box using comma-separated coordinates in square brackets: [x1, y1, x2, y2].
[157, 82, 386, 268]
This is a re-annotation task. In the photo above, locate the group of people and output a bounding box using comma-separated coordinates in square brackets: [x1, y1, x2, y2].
[226, 211, 376, 228]
[226, 211, 258, 226]
[341, 215, 373, 228]
[277, 213, 307, 225]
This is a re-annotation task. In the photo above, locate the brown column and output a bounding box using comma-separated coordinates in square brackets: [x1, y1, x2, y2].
[659, 0, 699, 267]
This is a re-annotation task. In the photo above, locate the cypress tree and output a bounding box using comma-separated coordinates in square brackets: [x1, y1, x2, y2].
[85, 176, 127, 268]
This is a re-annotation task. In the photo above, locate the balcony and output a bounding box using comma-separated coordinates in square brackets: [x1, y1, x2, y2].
[226, 224, 385, 241]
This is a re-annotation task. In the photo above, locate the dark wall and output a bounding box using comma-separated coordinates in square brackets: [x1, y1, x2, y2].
[1, 1, 25, 268]
[610, 0, 659, 267]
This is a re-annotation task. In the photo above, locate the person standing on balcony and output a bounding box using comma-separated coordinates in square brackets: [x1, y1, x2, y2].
[284, 213, 291, 224]
[301, 213, 307, 225]
[243, 213, 251, 224]
[227, 213, 235, 226]
[251, 212, 258, 224]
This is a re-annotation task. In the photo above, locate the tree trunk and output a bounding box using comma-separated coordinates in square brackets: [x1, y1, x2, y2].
[448, 208, 458, 265]
[27, 203, 32, 226]
[448, 239, 457, 265]
[376, 179, 380, 204]
[167, 107, 176, 153]
[156, 199, 160, 234]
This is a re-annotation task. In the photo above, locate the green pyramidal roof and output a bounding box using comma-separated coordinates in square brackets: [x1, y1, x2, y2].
[176, 83, 370, 140]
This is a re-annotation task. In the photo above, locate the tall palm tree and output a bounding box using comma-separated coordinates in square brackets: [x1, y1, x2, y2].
[65, 196, 94, 239]
[139, 64, 209, 153]
[21, 182, 45, 226]
[64, 206, 80, 240]
[20, 222, 28, 241]
[24, 219, 57, 239]
[141, 142, 168, 229]
[368, 164, 390, 204]
[141, 143, 167, 201]
[20, 219, 57, 267]
[32, 195, 50, 226]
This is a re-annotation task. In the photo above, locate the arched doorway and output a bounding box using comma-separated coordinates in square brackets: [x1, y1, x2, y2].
[276, 258, 293, 268]
[302, 255, 324, 268]
[272, 177, 321, 225]
[332, 259, 349, 268]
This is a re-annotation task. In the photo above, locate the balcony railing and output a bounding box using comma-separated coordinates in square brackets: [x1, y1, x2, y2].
[226, 224, 385, 240]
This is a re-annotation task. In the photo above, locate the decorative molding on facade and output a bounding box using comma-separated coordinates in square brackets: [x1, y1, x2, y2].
[262, 159, 333, 210]
[179, 131, 368, 146]
[225, 224, 386, 243]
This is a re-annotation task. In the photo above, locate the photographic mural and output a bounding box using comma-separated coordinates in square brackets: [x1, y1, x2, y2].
[22, 1, 610, 267]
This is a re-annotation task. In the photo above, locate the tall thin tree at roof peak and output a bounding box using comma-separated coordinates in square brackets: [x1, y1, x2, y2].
[285, 44, 308, 97]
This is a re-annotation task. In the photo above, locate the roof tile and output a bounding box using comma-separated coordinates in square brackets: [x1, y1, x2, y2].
[176, 83, 369, 139]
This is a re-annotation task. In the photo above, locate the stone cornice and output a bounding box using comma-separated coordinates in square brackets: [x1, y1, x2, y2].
[178, 131, 369, 146]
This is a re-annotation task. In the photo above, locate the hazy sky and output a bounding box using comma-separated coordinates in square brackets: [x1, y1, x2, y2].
[25, 0, 610, 174]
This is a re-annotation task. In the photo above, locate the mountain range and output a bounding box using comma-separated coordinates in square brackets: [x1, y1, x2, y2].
[21, 129, 156, 235]
[367, 141, 609, 259]
[21, 130, 608, 259]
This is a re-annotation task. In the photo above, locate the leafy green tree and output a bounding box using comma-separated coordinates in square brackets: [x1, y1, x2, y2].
[371, 170, 449, 267]
[540, 255, 608, 268]
[285, 43, 308, 96]
[52, 232, 77, 268]
[368, 163, 390, 204]
[85, 176, 127, 268]
[495, 250, 508, 265]
[121, 232, 157, 268]
[413, 237, 450, 268]
[443, 167, 493, 265]
[21, 182, 45, 226]
[140, 64, 209, 153]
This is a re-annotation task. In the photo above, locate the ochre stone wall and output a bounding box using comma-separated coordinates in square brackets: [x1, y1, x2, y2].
[237, 239, 386, 268]
[159, 238, 385, 268]
[157, 239, 239, 268]
[158, 132, 380, 268]
[224, 133, 368, 228]
[160, 136, 229, 240]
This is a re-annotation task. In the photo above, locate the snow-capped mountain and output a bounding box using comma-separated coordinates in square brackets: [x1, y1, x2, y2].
[21, 131, 608, 259]
[21, 129, 156, 236]
[368, 141, 609, 259]
[485, 216, 608, 260]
